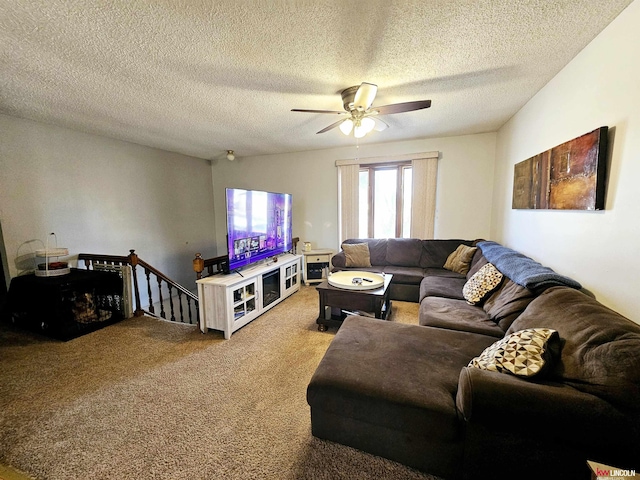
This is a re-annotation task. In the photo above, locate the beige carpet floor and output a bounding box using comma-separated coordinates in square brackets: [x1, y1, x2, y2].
[0, 285, 440, 480]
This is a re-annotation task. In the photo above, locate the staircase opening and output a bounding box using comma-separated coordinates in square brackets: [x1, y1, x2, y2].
[78, 250, 198, 325]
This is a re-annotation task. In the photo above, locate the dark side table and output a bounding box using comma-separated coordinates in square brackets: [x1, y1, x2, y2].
[4, 268, 124, 340]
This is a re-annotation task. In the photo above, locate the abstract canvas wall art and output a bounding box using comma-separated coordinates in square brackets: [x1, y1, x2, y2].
[512, 127, 608, 210]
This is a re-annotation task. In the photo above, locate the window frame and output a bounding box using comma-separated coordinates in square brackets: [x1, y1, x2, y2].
[336, 150, 438, 242]
[359, 161, 411, 238]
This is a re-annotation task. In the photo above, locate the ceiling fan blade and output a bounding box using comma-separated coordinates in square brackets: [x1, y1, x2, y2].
[353, 82, 378, 110]
[316, 118, 347, 134]
[291, 108, 345, 114]
[374, 100, 432, 115]
[372, 116, 389, 131]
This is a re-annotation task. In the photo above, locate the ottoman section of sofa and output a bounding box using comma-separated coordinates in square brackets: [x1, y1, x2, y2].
[307, 315, 496, 477]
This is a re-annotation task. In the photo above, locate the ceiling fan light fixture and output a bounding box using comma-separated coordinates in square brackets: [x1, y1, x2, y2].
[292, 82, 431, 138]
[361, 117, 375, 133]
[354, 117, 376, 138]
[353, 82, 378, 111]
[226, 150, 235, 161]
[339, 118, 354, 135]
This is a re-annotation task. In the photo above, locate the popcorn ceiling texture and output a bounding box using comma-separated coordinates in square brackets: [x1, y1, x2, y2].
[0, 0, 632, 159]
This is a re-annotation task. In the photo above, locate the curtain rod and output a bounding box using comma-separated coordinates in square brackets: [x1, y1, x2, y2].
[335, 151, 439, 166]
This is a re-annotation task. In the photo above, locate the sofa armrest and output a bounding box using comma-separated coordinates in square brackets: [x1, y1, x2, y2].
[331, 252, 346, 268]
[456, 367, 632, 439]
[456, 367, 639, 479]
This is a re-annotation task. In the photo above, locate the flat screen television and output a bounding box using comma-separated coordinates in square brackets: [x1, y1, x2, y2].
[225, 188, 293, 271]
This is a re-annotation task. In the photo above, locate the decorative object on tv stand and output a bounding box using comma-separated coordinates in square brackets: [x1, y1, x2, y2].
[512, 126, 608, 210]
[34, 232, 70, 277]
[226, 150, 235, 161]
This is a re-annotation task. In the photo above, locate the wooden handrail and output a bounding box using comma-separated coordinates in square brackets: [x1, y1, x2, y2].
[193, 237, 299, 280]
[192, 253, 228, 280]
[78, 250, 198, 325]
[76, 253, 130, 265]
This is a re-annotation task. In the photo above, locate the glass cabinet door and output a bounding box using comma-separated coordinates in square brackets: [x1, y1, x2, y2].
[232, 280, 257, 320]
[284, 261, 299, 291]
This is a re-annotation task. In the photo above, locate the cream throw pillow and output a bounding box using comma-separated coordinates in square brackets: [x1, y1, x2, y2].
[463, 263, 504, 305]
[342, 243, 372, 268]
[443, 244, 477, 275]
[468, 328, 560, 377]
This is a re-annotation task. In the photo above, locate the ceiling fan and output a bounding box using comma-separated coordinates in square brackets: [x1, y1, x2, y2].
[291, 82, 431, 138]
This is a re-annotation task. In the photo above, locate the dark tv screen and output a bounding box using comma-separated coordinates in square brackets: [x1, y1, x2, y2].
[226, 188, 293, 271]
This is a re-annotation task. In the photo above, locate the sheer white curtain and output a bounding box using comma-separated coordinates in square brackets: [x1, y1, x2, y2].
[336, 151, 438, 240]
[411, 155, 439, 239]
[337, 164, 360, 242]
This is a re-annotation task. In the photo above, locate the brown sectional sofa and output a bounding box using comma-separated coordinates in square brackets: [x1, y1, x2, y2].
[308, 239, 640, 479]
[331, 238, 478, 302]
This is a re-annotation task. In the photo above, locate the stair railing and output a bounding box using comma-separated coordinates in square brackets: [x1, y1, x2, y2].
[78, 250, 198, 325]
[192, 253, 228, 280]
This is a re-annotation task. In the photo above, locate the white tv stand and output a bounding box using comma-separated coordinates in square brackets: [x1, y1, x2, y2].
[196, 253, 302, 339]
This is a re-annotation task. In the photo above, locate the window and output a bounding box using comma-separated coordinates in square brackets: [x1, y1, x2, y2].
[337, 152, 438, 242]
[358, 163, 412, 238]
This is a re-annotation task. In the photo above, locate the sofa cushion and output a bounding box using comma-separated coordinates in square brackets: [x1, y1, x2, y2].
[386, 238, 423, 267]
[443, 244, 477, 275]
[468, 328, 560, 377]
[342, 243, 372, 268]
[466, 250, 489, 279]
[463, 263, 503, 305]
[419, 297, 505, 338]
[419, 276, 466, 302]
[331, 266, 383, 276]
[507, 286, 640, 409]
[419, 239, 475, 268]
[482, 279, 536, 331]
[423, 268, 467, 279]
[382, 266, 424, 284]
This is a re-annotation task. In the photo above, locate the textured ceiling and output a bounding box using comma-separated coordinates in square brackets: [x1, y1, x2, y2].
[0, 0, 633, 160]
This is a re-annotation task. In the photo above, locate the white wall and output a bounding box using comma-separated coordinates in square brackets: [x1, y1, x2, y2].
[492, 0, 640, 322]
[0, 114, 216, 291]
[211, 132, 496, 253]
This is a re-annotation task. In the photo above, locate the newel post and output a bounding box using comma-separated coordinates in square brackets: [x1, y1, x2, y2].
[128, 249, 144, 317]
[193, 253, 205, 280]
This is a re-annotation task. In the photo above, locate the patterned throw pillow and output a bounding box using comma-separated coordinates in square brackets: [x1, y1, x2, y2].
[468, 328, 559, 377]
[443, 244, 477, 275]
[463, 263, 503, 304]
[342, 243, 372, 268]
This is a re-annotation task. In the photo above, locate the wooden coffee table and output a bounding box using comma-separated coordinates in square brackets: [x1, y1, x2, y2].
[315, 273, 393, 331]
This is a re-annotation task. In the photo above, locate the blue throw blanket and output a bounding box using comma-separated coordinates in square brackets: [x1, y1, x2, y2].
[477, 241, 582, 291]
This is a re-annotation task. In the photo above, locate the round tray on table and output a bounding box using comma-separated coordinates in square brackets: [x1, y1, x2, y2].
[327, 271, 385, 290]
